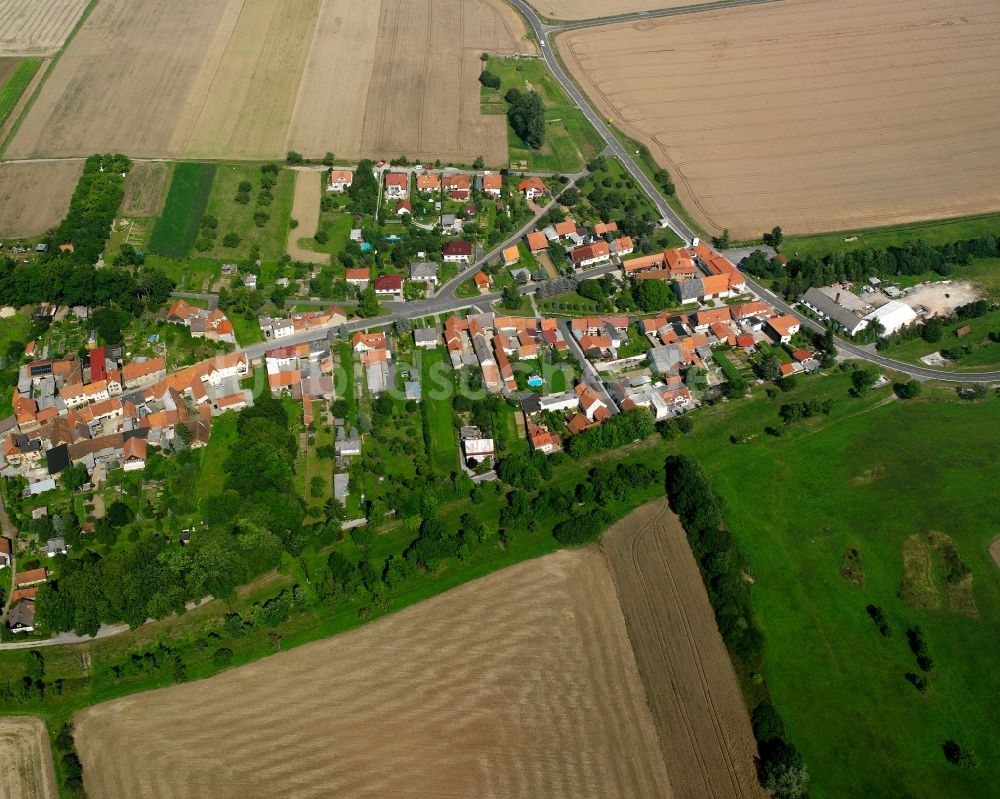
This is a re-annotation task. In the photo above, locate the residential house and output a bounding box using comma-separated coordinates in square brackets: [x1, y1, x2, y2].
[15, 567, 48, 588]
[594, 221, 618, 237]
[527, 423, 561, 454]
[482, 173, 502, 198]
[346, 267, 371, 291]
[461, 427, 495, 466]
[611, 236, 634, 257]
[352, 331, 387, 352]
[46, 537, 67, 557]
[396, 199, 412, 216]
[473, 271, 493, 291]
[384, 172, 409, 199]
[518, 176, 546, 200]
[526, 231, 548, 253]
[442, 240, 473, 264]
[409, 262, 439, 286]
[570, 241, 611, 269]
[122, 357, 167, 389]
[443, 173, 471, 199]
[374, 275, 403, 299]
[575, 383, 609, 421]
[0, 537, 11, 568]
[502, 246, 520, 267]
[8, 601, 35, 633]
[416, 173, 440, 193]
[766, 315, 801, 344]
[327, 170, 353, 192]
[414, 328, 439, 349]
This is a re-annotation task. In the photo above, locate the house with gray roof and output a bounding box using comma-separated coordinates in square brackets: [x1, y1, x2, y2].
[800, 287, 869, 335]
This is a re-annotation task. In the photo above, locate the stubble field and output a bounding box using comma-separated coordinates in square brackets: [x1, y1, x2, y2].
[529, 0, 695, 21]
[559, 0, 1000, 237]
[0, 159, 83, 237]
[7, 0, 532, 164]
[76, 548, 672, 799]
[0, 0, 88, 55]
[0, 716, 58, 799]
[602, 498, 763, 799]
[120, 161, 171, 218]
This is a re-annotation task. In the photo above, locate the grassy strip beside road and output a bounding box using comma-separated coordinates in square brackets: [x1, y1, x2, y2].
[482, 56, 603, 172]
[0, 58, 42, 128]
[148, 163, 216, 257]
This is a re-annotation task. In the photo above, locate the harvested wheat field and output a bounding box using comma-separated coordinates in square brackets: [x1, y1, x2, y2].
[76, 548, 671, 799]
[120, 162, 170, 218]
[5, 0, 236, 159]
[602, 498, 763, 799]
[291, 0, 534, 163]
[530, 0, 694, 21]
[0, 159, 82, 237]
[287, 169, 329, 265]
[560, 0, 1000, 238]
[8, 0, 533, 164]
[0, 716, 58, 799]
[0, 0, 88, 55]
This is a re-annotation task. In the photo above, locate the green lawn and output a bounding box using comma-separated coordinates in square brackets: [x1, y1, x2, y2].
[229, 314, 263, 346]
[673, 391, 1000, 799]
[482, 57, 603, 172]
[193, 411, 238, 505]
[148, 163, 216, 257]
[0, 307, 32, 416]
[144, 254, 220, 293]
[420, 349, 459, 473]
[200, 164, 296, 261]
[0, 58, 42, 128]
[785, 213, 1000, 259]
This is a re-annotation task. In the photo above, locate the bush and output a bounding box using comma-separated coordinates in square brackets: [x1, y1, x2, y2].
[479, 69, 501, 89]
[286, 151, 304, 165]
[223, 233, 241, 248]
[253, 211, 270, 228]
[893, 379, 922, 399]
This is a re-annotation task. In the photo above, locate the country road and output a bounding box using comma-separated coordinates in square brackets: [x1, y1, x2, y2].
[500, 0, 1000, 384]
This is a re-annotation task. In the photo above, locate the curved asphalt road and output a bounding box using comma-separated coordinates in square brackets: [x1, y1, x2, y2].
[502, 0, 1000, 383]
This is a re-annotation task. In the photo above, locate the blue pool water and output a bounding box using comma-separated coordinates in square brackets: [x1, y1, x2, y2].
[527, 375, 544, 387]
[360, 242, 372, 251]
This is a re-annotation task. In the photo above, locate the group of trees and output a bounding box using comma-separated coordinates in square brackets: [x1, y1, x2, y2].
[504, 88, 545, 150]
[740, 235, 1000, 300]
[566, 407, 655, 457]
[52, 154, 131, 264]
[664, 455, 808, 799]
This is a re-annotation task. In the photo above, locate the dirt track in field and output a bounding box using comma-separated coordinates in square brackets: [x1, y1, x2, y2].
[0, 716, 58, 799]
[0, 159, 82, 237]
[287, 169, 329, 265]
[75, 548, 672, 799]
[0, 0, 88, 55]
[559, 0, 1000, 237]
[7, 0, 533, 164]
[602, 498, 764, 799]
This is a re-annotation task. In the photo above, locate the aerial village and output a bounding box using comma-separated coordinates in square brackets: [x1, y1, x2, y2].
[1, 161, 820, 635]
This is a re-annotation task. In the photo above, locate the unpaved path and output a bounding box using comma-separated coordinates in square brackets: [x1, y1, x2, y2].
[287, 168, 329, 265]
[602, 498, 764, 799]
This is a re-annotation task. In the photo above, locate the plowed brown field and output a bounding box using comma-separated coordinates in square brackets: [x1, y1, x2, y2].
[0, 716, 58, 799]
[8, 0, 532, 164]
[602, 499, 763, 799]
[76, 548, 672, 799]
[530, 0, 694, 21]
[0, 0, 88, 55]
[560, 0, 1000, 237]
[0, 159, 83, 237]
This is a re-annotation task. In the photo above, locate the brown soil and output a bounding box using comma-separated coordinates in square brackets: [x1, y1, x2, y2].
[0, 716, 58, 799]
[0, 55, 22, 84]
[120, 162, 170, 218]
[287, 169, 329, 265]
[0, 0, 88, 55]
[840, 548, 865, 588]
[558, 0, 1000, 237]
[76, 548, 672, 799]
[0, 159, 83, 238]
[529, 0, 695, 21]
[9, 0, 534, 163]
[602, 498, 764, 799]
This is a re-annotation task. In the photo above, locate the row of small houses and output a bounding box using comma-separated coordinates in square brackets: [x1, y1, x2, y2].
[327, 166, 546, 204]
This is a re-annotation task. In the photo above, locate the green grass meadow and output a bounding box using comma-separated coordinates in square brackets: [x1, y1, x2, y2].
[420, 349, 459, 473]
[148, 163, 216, 257]
[785, 213, 1000, 259]
[0, 57, 42, 128]
[672, 383, 1000, 799]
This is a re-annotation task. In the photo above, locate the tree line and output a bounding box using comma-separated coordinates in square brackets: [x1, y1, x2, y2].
[741, 235, 1000, 300]
[664, 455, 809, 799]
